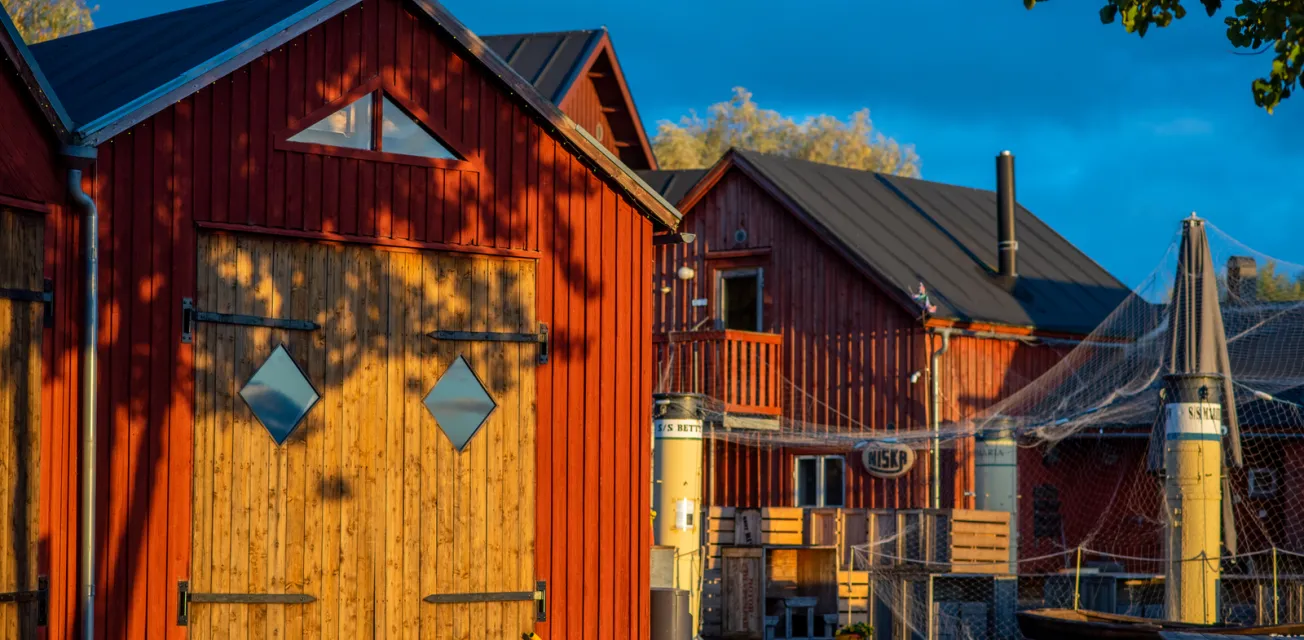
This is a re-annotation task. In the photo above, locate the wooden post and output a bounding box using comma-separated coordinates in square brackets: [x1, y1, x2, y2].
[1073, 547, 1083, 611]
[1274, 547, 1280, 625]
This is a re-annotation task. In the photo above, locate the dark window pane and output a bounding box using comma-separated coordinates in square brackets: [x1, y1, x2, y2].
[381, 97, 459, 159]
[723, 273, 760, 331]
[824, 457, 845, 507]
[796, 458, 818, 507]
[240, 345, 320, 445]
[424, 355, 497, 451]
[288, 94, 373, 149]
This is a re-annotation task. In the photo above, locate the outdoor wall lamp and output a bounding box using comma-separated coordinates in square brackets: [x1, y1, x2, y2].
[677, 265, 696, 281]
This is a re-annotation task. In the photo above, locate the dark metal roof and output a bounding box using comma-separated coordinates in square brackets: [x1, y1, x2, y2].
[24, 0, 682, 228]
[637, 169, 707, 207]
[28, 0, 319, 127]
[714, 150, 1131, 334]
[480, 29, 602, 104]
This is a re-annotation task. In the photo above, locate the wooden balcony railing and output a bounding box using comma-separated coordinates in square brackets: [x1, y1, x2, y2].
[653, 329, 783, 416]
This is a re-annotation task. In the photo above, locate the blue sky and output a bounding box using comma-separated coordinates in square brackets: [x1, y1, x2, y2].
[94, 0, 1303, 287]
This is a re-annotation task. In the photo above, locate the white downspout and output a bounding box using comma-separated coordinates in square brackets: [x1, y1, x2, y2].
[64, 145, 98, 640]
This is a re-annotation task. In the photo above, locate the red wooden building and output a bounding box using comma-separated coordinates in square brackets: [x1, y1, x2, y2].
[2, 0, 683, 638]
[639, 150, 1132, 515]
[483, 28, 658, 171]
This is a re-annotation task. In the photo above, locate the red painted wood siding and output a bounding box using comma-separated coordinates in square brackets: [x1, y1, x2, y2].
[654, 168, 932, 509]
[0, 55, 62, 204]
[40, 1, 655, 638]
[656, 169, 1072, 511]
[556, 47, 653, 171]
[0, 50, 84, 640]
[559, 75, 621, 161]
[934, 334, 1068, 508]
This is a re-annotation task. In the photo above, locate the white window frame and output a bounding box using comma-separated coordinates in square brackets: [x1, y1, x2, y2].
[794, 455, 846, 508]
[716, 267, 764, 332]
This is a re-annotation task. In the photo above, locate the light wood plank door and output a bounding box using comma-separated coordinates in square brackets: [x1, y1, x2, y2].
[0, 208, 44, 639]
[190, 233, 538, 639]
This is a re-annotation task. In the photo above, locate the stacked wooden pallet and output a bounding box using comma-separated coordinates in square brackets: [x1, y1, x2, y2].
[702, 507, 736, 637]
[760, 507, 804, 545]
[837, 569, 872, 626]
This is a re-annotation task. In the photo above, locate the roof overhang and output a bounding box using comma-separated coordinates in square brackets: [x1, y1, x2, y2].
[0, 6, 73, 139]
[58, 0, 681, 230]
[554, 30, 658, 171]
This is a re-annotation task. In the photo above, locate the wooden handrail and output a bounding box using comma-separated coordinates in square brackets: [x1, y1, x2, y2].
[654, 329, 783, 344]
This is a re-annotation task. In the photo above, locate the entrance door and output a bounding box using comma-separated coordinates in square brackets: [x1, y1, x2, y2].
[189, 233, 538, 638]
[0, 208, 44, 637]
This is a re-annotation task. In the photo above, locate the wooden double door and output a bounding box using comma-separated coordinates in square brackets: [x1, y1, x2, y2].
[189, 233, 539, 638]
[0, 208, 44, 638]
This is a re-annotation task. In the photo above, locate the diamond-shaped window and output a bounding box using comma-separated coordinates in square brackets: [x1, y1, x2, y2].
[240, 345, 319, 445]
[424, 355, 497, 452]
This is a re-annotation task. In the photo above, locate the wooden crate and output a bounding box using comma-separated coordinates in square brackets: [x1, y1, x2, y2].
[938, 509, 1011, 574]
[760, 506, 803, 545]
[864, 509, 1011, 574]
[805, 508, 843, 547]
[722, 547, 765, 639]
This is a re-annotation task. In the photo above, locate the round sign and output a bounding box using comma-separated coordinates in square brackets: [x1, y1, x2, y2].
[861, 441, 916, 479]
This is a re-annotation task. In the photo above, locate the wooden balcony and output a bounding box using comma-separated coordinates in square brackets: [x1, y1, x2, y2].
[653, 329, 783, 416]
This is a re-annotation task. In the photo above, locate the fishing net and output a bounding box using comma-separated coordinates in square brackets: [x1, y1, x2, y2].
[658, 220, 1304, 638]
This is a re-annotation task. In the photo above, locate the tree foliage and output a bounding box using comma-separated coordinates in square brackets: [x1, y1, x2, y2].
[652, 87, 921, 177]
[1255, 260, 1304, 301]
[2, 0, 95, 44]
[1023, 0, 1304, 113]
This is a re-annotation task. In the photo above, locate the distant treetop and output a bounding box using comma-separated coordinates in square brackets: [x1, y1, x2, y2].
[652, 87, 921, 177]
[3, 0, 96, 44]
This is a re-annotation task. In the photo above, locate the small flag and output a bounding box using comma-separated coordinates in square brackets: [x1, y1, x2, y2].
[913, 283, 937, 314]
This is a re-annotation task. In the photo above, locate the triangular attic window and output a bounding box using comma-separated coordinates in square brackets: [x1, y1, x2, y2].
[286, 90, 462, 161]
[288, 94, 372, 150]
[381, 97, 459, 160]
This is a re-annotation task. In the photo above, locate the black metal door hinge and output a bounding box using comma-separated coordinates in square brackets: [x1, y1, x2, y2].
[181, 297, 321, 344]
[177, 580, 316, 626]
[423, 580, 546, 622]
[0, 576, 48, 625]
[0, 279, 54, 328]
[428, 322, 550, 364]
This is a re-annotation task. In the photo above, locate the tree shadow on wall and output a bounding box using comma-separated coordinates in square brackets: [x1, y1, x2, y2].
[41, 10, 655, 637]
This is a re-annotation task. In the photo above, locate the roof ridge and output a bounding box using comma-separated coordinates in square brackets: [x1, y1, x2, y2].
[481, 28, 602, 39]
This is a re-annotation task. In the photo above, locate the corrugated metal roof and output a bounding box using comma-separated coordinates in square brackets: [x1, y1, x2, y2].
[655, 151, 1130, 334]
[29, 0, 319, 127]
[480, 30, 601, 104]
[637, 169, 707, 207]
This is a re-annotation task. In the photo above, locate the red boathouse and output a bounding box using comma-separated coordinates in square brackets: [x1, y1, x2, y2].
[1, 0, 683, 638]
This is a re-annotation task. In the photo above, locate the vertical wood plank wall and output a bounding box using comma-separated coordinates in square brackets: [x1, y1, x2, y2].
[1, 49, 83, 640]
[654, 169, 1071, 511]
[42, 0, 658, 638]
[0, 209, 46, 638]
[653, 168, 932, 510]
[190, 235, 539, 638]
